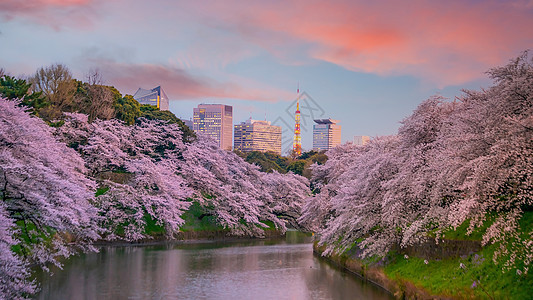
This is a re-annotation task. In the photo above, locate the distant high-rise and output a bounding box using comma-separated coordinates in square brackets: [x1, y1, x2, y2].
[354, 135, 371, 146]
[133, 86, 169, 111]
[234, 118, 282, 155]
[193, 104, 233, 150]
[313, 119, 341, 151]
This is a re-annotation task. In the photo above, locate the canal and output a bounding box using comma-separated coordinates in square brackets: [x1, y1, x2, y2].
[36, 231, 392, 299]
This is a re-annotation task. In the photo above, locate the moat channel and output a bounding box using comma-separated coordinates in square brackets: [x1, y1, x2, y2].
[36, 231, 393, 300]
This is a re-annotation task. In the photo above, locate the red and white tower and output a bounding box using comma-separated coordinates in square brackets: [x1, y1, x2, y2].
[293, 85, 302, 156]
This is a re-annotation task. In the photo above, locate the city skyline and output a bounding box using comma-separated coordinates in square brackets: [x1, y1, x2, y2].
[1, 1, 532, 150]
[184, 93, 359, 153]
[191, 101, 346, 154]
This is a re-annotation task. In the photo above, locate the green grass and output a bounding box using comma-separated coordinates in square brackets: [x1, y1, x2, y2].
[518, 211, 533, 234]
[382, 211, 533, 299]
[179, 202, 280, 234]
[260, 220, 276, 231]
[439, 215, 495, 241]
[143, 214, 166, 235]
[95, 187, 109, 197]
[179, 202, 225, 232]
[384, 244, 533, 299]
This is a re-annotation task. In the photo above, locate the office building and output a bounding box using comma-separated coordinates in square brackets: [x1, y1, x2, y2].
[193, 104, 233, 150]
[354, 135, 371, 146]
[234, 118, 282, 155]
[313, 119, 341, 151]
[132, 86, 169, 111]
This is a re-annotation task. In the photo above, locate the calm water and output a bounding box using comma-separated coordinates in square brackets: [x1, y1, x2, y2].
[36, 232, 392, 300]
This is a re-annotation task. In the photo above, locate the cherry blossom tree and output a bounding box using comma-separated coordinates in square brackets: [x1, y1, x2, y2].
[57, 113, 310, 240]
[301, 53, 533, 273]
[56, 115, 194, 241]
[0, 203, 36, 300]
[439, 52, 533, 271]
[299, 142, 365, 232]
[182, 136, 278, 236]
[0, 98, 101, 296]
[262, 171, 309, 229]
[179, 135, 310, 236]
[302, 136, 402, 256]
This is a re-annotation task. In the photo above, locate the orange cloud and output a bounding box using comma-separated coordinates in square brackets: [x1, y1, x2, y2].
[192, 0, 533, 86]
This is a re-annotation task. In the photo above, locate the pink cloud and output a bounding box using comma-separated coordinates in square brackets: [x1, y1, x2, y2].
[0, 0, 96, 29]
[185, 0, 533, 86]
[0, 0, 90, 11]
[89, 58, 293, 102]
[5, 0, 532, 88]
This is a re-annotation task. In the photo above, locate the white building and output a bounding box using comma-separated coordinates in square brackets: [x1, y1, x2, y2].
[313, 119, 341, 151]
[354, 135, 371, 146]
[193, 104, 233, 150]
[234, 118, 282, 154]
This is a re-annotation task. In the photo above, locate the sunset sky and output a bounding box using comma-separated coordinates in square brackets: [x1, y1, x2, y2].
[1, 0, 532, 152]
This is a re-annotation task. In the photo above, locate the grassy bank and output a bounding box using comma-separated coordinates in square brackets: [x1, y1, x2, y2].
[385, 212, 533, 299]
[315, 212, 533, 299]
[384, 244, 532, 299]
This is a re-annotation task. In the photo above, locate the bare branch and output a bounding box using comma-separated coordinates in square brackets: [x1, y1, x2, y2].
[86, 68, 103, 85]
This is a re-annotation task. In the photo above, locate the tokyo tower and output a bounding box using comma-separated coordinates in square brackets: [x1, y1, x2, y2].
[293, 85, 302, 156]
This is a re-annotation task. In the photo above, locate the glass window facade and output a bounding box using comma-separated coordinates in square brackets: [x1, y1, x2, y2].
[234, 119, 282, 155]
[132, 86, 169, 111]
[313, 119, 341, 151]
[193, 104, 233, 150]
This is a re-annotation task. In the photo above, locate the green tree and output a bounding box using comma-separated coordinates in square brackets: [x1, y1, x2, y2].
[234, 149, 326, 176]
[264, 151, 290, 169]
[287, 160, 306, 175]
[0, 75, 47, 112]
[244, 151, 286, 173]
[114, 95, 141, 125]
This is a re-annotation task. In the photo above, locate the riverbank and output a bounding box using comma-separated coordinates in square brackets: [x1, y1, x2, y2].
[313, 236, 533, 299]
[92, 201, 287, 246]
[314, 243, 436, 299]
[91, 200, 288, 246]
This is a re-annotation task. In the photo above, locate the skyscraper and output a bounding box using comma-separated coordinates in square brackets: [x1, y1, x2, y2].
[313, 119, 341, 151]
[193, 104, 233, 150]
[234, 118, 282, 155]
[132, 86, 169, 111]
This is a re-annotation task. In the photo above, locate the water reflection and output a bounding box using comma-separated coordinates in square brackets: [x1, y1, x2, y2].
[37, 232, 392, 300]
